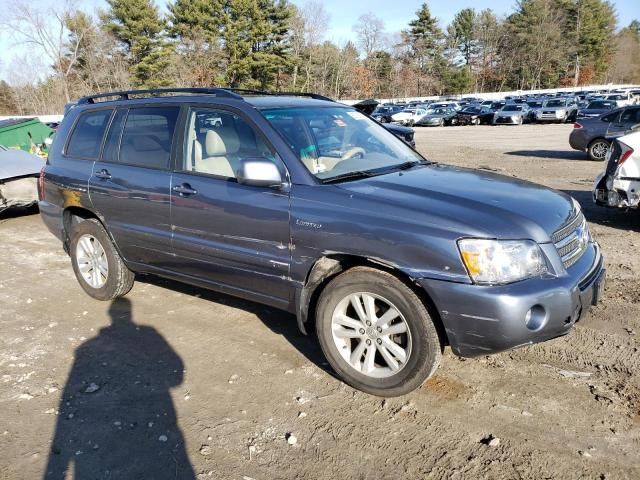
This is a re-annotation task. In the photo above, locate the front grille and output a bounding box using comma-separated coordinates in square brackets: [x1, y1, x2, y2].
[552, 212, 588, 269]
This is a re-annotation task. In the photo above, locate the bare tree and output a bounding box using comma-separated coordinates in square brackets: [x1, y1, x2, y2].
[353, 13, 386, 58]
[3, 0, 85, 102]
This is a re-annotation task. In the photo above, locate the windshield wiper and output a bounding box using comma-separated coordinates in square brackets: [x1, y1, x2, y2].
[321, 170, 376, 184]
[394, 160, 426, 170]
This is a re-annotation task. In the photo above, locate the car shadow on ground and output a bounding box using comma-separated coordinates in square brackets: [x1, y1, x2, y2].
[44, 298, 196, 479]
[138, 275, 331, 375]
[505, 150, 587, 160]
[564, 189, 640, 233]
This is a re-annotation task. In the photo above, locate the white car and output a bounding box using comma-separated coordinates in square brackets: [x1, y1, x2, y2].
[390, 108, 428, 126]
[604, 93, 635, 108]
[0, 146, 45, 213]
[593, 131, 640, 209]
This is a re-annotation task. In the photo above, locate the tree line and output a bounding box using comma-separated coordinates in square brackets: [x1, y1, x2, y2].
[1, 0, 639, 115]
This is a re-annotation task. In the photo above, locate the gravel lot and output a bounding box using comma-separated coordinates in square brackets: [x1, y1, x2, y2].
[2, 124, 640, 479]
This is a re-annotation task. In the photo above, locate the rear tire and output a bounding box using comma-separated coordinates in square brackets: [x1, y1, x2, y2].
[588, 139, 610, 161]
[69, 219, 135, 301]
[315, 267, 443, 397]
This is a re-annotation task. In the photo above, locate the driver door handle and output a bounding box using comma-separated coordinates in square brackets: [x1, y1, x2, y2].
[173, 183, 198, 196]
[94, 169, 112, 180]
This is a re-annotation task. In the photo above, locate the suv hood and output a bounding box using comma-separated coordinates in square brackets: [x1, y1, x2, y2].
[336, 164, 575, 243]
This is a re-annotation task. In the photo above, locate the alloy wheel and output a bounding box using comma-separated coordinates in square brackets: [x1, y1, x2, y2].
[331, 292, 412, 378]
[75, 234, 109, 289]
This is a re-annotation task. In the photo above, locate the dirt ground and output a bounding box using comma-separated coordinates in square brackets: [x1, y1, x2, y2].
[2, 124, 640, 480]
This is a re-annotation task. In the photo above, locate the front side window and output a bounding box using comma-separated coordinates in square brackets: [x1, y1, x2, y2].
[66, 109, 112, 159]
[119, 107, 179, 169]
[183, 108, 277, 179]
[261, 107, 425, 182]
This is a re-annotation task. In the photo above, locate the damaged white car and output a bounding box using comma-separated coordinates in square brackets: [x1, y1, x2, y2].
[0, 146, 45, 213]
[593, 131, 640, 209]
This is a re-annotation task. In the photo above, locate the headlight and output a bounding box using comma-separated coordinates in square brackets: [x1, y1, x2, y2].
[458, 239, 548, 284]
[556, 110, 566, 117]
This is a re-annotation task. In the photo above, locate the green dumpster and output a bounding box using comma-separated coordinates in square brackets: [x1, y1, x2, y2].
[0, 118, 54, 155]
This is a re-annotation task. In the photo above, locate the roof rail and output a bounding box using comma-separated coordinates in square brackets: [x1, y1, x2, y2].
[223, 88, 335, 102]
[77, 87, 243, 105]
[76, 87, 335, 105]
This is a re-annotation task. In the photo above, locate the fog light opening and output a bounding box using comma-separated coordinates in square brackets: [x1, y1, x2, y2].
[525, 305, 547, 331]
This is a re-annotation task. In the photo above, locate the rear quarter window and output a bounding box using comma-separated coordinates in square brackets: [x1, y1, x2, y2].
[66, 109, 112, 159]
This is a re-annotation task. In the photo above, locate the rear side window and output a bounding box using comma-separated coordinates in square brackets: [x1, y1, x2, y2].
[601, 112, 619, 122]
[119, 107, 179, 169]
[66, 109, 112, 159]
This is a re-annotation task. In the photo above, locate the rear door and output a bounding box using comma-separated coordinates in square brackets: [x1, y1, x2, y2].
[88, 105, 180, 267]
[169, 105, 291, 305]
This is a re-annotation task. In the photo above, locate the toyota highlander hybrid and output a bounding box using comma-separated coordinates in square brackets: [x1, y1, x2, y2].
[39, 88, 606, 396]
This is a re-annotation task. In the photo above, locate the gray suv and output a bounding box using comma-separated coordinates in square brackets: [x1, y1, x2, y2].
[39, 88, 605, 396]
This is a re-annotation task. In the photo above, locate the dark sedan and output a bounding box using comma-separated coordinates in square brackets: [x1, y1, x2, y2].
[414, 107, 458, 126]
[454, 106, 494, 125]
[577, 100, 618, 119]
[569, 106, 640, 160]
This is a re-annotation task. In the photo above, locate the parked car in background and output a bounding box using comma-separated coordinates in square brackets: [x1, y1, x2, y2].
[570, 105, 640, 160]
[577, 100, 617, 119]
[0, 146, 44, 213]
[352, 99, 416, 148]
[489, 101, 507, 112]
[371, 105, 404, 123]
[593, 131, 640, 209]
[454, 106, 494, 125]
[39, 87, 605, 397]
[605, 93, 635, 108]
[493, 104, 532, 125]
[536, 98, 578, 123]
[414, 107, 458, 126]
[391, 107, 429, 126]
[430, 102, 462, 111]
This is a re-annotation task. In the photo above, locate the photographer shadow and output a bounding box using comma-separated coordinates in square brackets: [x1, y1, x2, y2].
[44, 298, 194, 479]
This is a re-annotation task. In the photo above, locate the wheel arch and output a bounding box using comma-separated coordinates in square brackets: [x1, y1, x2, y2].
[62, 207, 126, 262]
[295, 254, 448, 346]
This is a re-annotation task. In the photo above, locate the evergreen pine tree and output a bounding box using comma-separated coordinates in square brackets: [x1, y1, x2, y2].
[102, 0, 172, 88]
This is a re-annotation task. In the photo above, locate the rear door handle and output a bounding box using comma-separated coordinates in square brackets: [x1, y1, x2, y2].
[173, 184, 198, 196]
[94, 169, 112, 180]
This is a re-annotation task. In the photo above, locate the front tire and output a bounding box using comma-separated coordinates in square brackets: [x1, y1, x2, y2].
[316, 267, 443, 397]
[69, 219, 135, 300]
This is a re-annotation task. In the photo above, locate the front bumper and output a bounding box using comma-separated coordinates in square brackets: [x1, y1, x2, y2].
[419, 242, 605, 357]
[493, 116, 520, 124]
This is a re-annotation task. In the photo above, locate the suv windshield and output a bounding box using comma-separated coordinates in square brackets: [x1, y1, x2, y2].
[261, 107, 425, 182]
[543, 99, 566, 107]
[502, 105, 523, 112]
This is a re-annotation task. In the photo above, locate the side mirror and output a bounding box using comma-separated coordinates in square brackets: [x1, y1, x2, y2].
[236, 158, 283, 188]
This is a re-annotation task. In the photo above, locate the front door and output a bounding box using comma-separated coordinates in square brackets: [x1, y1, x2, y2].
[169, 106, 291, 305]
[88, 106, 180, 267]
[607, 107, 640, 138]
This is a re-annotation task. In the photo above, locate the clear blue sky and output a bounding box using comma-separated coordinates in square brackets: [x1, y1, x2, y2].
[1, 0, 638, 82]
